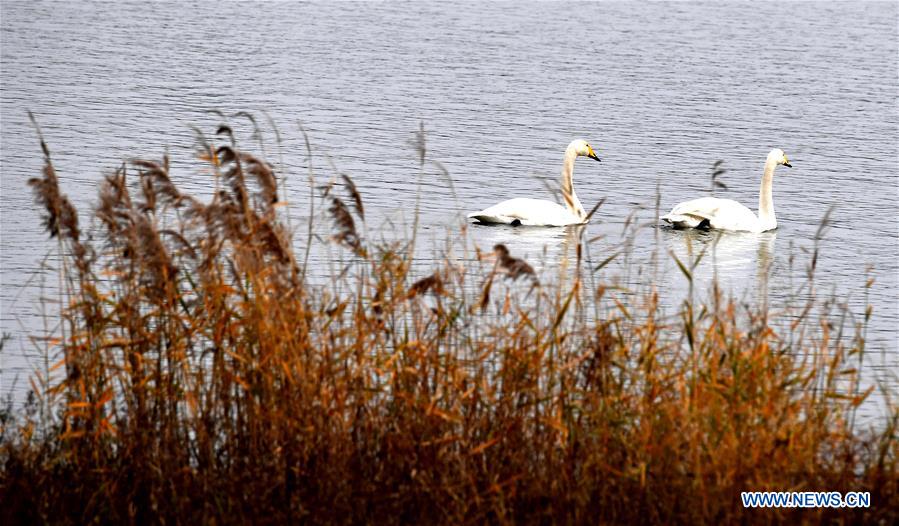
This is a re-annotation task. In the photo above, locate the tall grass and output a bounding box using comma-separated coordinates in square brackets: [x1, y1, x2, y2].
[1, 119, 896, 525]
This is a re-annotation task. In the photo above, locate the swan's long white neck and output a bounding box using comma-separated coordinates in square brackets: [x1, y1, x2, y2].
[561, 145, 586, 221]
[757, 155, 778, 230]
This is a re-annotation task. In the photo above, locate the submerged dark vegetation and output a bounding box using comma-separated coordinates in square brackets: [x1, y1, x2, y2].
[1, 116, 896, 525]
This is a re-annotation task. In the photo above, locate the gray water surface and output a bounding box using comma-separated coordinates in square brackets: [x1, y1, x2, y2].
[2, 1, 897, 418]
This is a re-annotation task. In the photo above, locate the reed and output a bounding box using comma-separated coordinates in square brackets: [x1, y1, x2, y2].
[1, 119, 896, 525]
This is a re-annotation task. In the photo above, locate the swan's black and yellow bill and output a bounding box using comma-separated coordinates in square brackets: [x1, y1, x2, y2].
[587, 145, 601, 162]
[783, 153, 792, 167]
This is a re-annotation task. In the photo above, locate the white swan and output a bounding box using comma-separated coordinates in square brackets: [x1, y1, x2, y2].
[660, 149, 792, 233]
[468, 139, 601, 226]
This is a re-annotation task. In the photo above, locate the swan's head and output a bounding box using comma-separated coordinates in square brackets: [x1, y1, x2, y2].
[569, 139, 601, 162]
[769, 148, 792, 168]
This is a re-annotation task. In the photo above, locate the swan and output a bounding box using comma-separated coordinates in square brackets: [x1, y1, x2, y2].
[468, 139, 601, 226]
[660, 149, 792, 233]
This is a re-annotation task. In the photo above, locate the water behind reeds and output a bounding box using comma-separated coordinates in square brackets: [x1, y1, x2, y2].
[2, 2, 896, 418]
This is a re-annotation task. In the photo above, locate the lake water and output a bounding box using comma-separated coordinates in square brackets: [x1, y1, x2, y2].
[2, 1, 897, 419]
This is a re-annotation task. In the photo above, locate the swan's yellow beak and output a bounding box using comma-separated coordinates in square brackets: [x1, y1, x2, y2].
[783, 154, 792, 168]
[586, 146, 601, 162]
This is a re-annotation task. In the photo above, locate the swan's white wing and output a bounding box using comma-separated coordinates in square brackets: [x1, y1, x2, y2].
[661, 197, 762, 232]
[469, 198, 582, 226]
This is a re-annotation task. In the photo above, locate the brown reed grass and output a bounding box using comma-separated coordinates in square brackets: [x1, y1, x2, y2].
[1, 119, 896, 525]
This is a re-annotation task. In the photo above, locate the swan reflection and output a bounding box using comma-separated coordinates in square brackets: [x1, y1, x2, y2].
[470, 224, 586, 275]
[663, 228, 777, 304]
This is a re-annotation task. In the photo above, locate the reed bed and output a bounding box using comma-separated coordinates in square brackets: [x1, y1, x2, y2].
[1, 119, 896, 525]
